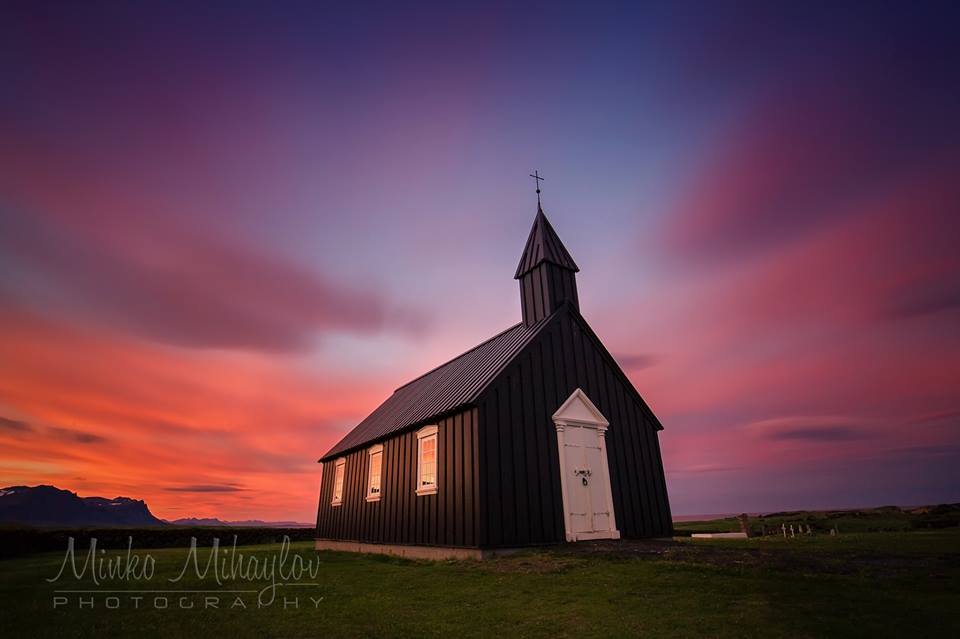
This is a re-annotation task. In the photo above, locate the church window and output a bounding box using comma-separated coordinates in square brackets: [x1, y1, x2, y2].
[416, 426, 438, 495]
[366, 444, 383, 501]
[331, 458, 345, 506]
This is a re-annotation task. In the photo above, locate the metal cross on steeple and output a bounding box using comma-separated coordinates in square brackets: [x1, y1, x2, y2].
[529, 170, 544, 208]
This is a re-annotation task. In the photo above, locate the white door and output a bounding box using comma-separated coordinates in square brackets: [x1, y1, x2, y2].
[554, 389, 620, 542]
[563, 425, 594, 535]
[583, 436, 612, 532]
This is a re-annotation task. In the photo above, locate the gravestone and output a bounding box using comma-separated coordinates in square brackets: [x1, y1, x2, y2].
[737, 513, 751, 538]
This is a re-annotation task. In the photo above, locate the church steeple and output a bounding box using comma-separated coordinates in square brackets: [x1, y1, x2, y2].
[515, 206, 580, 326]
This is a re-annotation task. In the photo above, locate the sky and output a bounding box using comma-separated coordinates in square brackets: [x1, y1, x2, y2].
[1, 2, 958, 521]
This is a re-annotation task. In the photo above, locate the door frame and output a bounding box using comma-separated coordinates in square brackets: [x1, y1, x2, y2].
[553, 388, 621, 542]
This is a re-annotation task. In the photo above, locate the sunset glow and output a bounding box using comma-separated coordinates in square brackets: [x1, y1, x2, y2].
[1, 3, 958, 521]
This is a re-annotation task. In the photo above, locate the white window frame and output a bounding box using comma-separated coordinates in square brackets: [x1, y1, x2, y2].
[366, 444, 384, 502]
[330, 458, 345, 507]
[415, 425, 439, 496]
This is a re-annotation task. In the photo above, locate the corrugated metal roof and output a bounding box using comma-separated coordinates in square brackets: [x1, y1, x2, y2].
[514, 207, 579, 278]
[320, 310, 557, 460]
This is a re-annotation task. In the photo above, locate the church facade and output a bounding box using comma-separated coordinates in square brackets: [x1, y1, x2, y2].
[315, 204, 671, 558]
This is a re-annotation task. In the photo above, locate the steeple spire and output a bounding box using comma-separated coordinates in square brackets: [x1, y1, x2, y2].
[515, 205, 580, 326]
[515, 207, 580, 279]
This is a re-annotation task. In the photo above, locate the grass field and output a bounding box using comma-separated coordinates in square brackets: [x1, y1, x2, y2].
[672, 504, 960, 536]
[1, 530, 957, 638]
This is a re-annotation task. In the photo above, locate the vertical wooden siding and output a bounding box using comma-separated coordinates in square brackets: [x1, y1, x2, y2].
[315, 407, 480, 547]
[520, 263, 579, 326]
[478, 311, 672, 547]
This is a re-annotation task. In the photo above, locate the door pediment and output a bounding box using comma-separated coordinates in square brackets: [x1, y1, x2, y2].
[552, 388, 609, 428]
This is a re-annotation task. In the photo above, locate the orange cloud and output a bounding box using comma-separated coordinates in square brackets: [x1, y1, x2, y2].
[0, 308, 389, 520]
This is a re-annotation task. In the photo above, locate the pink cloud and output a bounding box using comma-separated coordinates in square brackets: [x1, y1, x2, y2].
[663, 65, 957, 264]
[617, 71, 960, 512]
[0, 130, 426, 351]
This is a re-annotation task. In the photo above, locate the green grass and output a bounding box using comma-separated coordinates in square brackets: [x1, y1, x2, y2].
[675, 529, 960, 554]
[673, 504, 960, 536]
[1, 531, 958, 638]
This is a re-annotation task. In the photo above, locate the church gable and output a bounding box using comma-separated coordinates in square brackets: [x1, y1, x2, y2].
[476, 305, 670, 545]
[477, 306, 661, 434]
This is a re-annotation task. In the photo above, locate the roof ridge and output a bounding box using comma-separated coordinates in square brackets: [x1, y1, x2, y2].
[393, 321, 523, 392]
[465, 304, 566, 403]
[319, 309, 566, 461]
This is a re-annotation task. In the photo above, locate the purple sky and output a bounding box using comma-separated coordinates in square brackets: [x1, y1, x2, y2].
[0, 2, 958, 519]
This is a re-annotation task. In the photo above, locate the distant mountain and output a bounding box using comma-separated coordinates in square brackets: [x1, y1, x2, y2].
[169, 517, 313, 528]
[0, 485, 165, 527]
[0, 485, 313, 529]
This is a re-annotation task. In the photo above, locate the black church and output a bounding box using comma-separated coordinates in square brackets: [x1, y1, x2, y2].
[316, 196, 671, 558]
